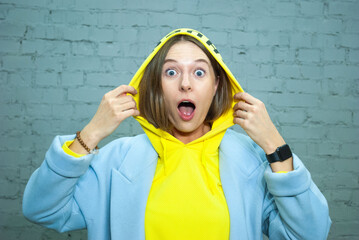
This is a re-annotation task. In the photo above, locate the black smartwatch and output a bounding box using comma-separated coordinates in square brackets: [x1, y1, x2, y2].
[266, 144, 292, 164]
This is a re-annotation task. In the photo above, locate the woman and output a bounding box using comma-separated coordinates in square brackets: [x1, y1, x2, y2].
[23, 28, 331, 239]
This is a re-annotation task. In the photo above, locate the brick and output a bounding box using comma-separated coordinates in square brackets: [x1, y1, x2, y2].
[328, 2, 359, 18]
[98, 42, 121, 56]
[323, 48, 345, 62]
[7, 71, 33, 87]
[317, 142, 340, 156]
[21, 40, 70, 55]
[281, 125, 326, 140]
[299, 65, 322, 79]
[273, 47, 295, 62]
[50, 10, 98, 26]
[26, 104, 52, 118]
[63, 26, 90, 41]
[64, 56, 101, 71]
[276, 108, 307, 125]
[7, 8, 48, 25]
[115, 28, 138, 43]
[289, 32, 312, 48]
[232, 31, 258, 47]
[86, 72, 122, 86]
[270, 2, 297, 16]
[71, 41, 96, 56]
[276, 64, 301, 78]
[348, 50, 359, 63]
[61, 72, 84, 86]
[27, 24, 64, 40]
[320, 95, 359, 111]
[35, 56, 63, 71]
[248, 48, 272, 63]
[341, 144, 359, 158]
[113, 58, 138, 72]
[89, 27, 115, 42]
[0, 23, 26, 37]
[297, 49, 321, 63]
[327, 127, 359, 142]
[125, 0, 175, 11]
[296, 18, 342, 34]
[258, 32, 290, 46]
[35, 72, 59, 86]
[0, 39, 20, 53]
[341, 34, 359, 48]
[312, 33, 338, 48]
[300, 1, 323, 16]
[42, 88, 65, 103]
[285, 79, 321, 94]
[0, 180, 20, 197]
[68, 87, 106, 102]
[246, 76, 283, 93]
[324, 65, 359, 80]
[202, 14, 238, 29]
[247, 17, 295, 32]
[3, 56, 35, 70]
[345, 20, 359, 33]
[0, 104, 22, 117]
[175, 0, 200, 13]
[270, 93, 320, 107]
[354, 111, 359, 125]
[309, 109, 352, 125]
[99, 12, 146, 27]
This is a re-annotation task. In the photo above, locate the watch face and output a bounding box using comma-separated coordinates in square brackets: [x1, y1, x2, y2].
[278, 144, 292, 161]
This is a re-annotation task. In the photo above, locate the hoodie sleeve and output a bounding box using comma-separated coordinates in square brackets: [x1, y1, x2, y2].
[22, 135, 95, 232]
[259, 148, 332, 239]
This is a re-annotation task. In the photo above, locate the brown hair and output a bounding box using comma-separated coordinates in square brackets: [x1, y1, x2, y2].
[139, 35, 232, 131]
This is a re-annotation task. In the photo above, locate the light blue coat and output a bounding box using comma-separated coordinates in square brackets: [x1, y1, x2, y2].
[22, 129, 331, 239]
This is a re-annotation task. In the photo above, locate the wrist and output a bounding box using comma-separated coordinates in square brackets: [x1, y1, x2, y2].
[80, 125, 102, 149]
[262, 135, 286, 154]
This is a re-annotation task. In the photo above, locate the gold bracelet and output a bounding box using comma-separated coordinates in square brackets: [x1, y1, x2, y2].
[76, 131, 99, 154]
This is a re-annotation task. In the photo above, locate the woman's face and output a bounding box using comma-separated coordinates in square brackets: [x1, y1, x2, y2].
[161, 41, 218, 140]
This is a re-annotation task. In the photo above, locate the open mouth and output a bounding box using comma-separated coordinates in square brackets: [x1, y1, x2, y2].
[178, 100, 196, 120]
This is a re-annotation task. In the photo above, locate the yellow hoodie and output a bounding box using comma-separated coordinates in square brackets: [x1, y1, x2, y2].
[129, 28, 243, 239]
[63, 28, 244, 239]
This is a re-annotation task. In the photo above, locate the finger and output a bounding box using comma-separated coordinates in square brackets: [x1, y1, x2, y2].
[233, 117, 245, 128]
[233, 100, 252, 112]
[109, 85, 137, 98]
[117, 95, 136, 105]
[118, 101, 137, 112]
[233, 92, 259, 105]
[121, 108, 140, 119]
[233, 109, 248, 119]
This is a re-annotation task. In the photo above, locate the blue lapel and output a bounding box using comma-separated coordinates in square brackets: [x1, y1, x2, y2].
[109, 135, 158, 240]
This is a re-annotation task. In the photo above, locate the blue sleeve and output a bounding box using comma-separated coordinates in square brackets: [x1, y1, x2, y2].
[258, 147, 332, 239]
[22, 135, 95, 232]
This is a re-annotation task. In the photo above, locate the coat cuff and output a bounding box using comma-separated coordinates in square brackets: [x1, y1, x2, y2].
[264, 154, 311, 197]
[45, 135, 94, 178]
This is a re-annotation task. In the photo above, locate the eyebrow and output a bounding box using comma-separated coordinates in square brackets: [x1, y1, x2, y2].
[163, 58, 210, 66]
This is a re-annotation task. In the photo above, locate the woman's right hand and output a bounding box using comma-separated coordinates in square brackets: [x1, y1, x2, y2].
[70, 85, 139, 154]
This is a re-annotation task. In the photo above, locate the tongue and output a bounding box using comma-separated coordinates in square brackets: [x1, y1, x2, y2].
[179, 106, 194, 116]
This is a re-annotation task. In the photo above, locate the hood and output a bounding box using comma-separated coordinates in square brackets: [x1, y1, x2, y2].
[129, 28, 244, 154]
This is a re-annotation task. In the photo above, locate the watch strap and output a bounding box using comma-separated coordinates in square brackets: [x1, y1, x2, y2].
[266, 144, 292, 163]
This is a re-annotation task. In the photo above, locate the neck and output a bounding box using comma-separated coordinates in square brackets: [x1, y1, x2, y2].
[170, 123, 211, 144]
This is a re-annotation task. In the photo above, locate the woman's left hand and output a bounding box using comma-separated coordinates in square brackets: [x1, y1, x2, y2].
[233, 92, 286, 155]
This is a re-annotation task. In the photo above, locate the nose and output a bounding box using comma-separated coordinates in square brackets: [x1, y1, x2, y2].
[180, 73, 192, 91]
